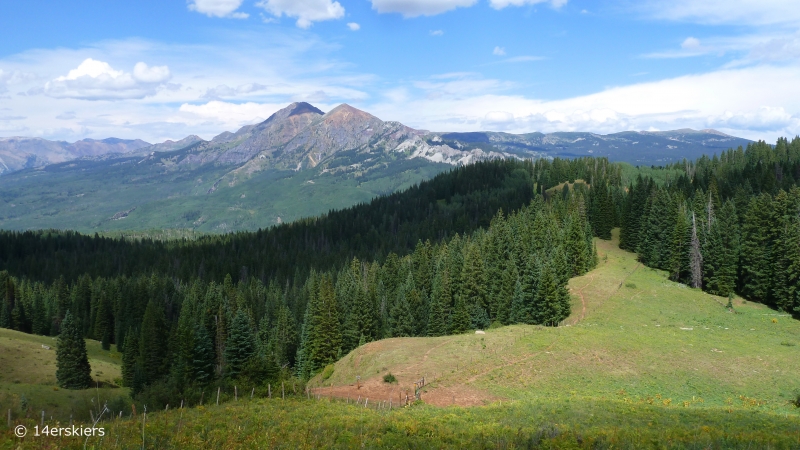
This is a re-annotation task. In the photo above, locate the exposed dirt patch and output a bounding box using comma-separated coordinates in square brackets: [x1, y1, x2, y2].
[311, 376, 500, 408]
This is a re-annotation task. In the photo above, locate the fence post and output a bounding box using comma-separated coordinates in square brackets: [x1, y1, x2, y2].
[251, 388, 254, 399]
[7, 409, 10, 428]
[268, 384, 271, 398]
[41, 410, 44, 427]
[282, 383, 285, 400]
[235, 386, 238, 401]
[217, 387, 221, 406]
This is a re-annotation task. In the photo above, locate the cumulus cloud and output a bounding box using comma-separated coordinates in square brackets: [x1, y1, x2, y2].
[347, 22, 360, 31]
[188, 0, 248, 19]
[489, 0, 567, 10]
[493, 46, 506, 56]
[430, 30, 444, 36]
[44, 58, 171, 100]
[256, 0, 345, 28]
[370, 0, 477, 18]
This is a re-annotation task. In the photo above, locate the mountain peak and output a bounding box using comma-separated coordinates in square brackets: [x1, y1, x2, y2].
[324, 103, 378, 123]
[287, 102, 324, 118]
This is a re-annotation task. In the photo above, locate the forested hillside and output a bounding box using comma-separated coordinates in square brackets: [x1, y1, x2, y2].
[1, 137, 799, 409]
[0, 157, 618, 284]
[620, 137, 800, 314]
[0, 156, 611, 404]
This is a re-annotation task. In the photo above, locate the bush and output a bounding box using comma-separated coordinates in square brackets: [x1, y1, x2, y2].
[383, 373, 397, 384]
[321, 364, 335, 381]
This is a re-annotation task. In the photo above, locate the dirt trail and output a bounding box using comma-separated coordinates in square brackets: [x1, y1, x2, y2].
[569, 274, 595, 326]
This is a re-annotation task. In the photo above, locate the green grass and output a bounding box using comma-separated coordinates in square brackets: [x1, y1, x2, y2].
[0, 328, 126, 424]
[5, 396, 799, 449]
[3, 230, 800, 448]
[311, 230, 800, 414]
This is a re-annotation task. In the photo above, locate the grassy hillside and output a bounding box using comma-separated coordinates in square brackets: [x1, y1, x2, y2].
[0, 328, 126, 424]
[6, 230, 798, 449]
[310, 230, 800, 410]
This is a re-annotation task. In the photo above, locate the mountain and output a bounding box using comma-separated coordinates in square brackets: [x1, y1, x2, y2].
[0, 102, 754, 233]
[0, 136, 151, 175]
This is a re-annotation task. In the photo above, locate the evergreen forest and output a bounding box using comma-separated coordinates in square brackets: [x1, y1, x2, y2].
[1, 137, 799, 407]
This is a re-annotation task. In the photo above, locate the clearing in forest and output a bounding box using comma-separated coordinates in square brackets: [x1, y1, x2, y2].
[311, 229, 800, 412]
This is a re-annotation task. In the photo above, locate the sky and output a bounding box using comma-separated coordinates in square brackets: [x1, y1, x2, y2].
[1, 0, 799, 144]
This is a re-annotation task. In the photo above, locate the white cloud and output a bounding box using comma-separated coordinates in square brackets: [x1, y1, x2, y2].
[369, 65, 800, 142]
[178, 101, 285, 129]
[44, 58, 171, 100]
[489, 0, 567, 10]
[370, 0, 477, 18]
[133, 62, 171, 83]
[747, 33, 800, 62]
[188, 0, 248, 19]
[256, 0, 345, 28]
[682, 37, 701, 49]
[493, 46, 506, 56]
[430, 30, 444, 36]
[640, 0, 800, 26]
[347, 22, 360, 31]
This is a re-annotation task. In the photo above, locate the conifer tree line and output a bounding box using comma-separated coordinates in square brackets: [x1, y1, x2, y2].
[621, 137, 800, 314]
[0, 190, 598, 398]
[0, 157, 620, 285]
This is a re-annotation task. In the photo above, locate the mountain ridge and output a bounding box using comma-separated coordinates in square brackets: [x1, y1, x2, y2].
[0, 102, 754, 178]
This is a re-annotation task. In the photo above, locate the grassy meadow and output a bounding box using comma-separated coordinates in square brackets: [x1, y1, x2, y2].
[2, 230, 800, 448]
[0, 328, 127, 425]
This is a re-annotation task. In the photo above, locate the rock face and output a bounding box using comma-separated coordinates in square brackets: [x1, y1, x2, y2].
[0, 102, 754, 177]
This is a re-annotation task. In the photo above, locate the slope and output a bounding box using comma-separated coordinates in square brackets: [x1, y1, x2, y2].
[0, 327, 125, 422]
[310, 230, 800, 412]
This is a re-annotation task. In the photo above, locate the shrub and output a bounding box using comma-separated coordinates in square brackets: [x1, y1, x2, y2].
[321, 364, 335, 381]
[383, 373, 397, 384]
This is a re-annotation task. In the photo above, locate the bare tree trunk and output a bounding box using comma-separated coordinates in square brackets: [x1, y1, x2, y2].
[690, 212, 703, 289]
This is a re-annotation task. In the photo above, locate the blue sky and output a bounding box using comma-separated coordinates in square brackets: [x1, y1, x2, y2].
[1, 0, 799, 143]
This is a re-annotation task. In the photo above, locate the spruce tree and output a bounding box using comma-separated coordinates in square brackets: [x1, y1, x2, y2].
[448, 295, 472, 334]
[224, 309, 256, 379]
[703, 200, 739, 296]
[426, 289, 447, 337]
[55, 310, 93, 389]
[389, 291, 415, 337]
[138, 299, 168, 385]
[121, 328, 139, 388]
[192, 324, 215, 385]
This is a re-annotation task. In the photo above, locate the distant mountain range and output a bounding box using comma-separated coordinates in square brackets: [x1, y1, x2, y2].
[0, 102, 754, 233]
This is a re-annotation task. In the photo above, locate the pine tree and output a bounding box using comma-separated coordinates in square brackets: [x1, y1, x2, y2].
[224, 309, 256, 379]
[703, 200, 739, 296]
[121, 328, 139, 388]
[192, 324, 215, 385]
[740, 194, 774, 302]
[511, 255, 539, 324]
[426, 288, 447, 336]
[448, 295, 472, 334]
[55, 310, 92, 389]
[389, 291, 415, 337]
[307, 275, 342, 373]
[138, 299, 168, 385]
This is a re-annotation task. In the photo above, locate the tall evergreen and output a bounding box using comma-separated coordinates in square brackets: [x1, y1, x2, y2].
[55, 310, 92, 389]
[224, 309, 256, 379]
